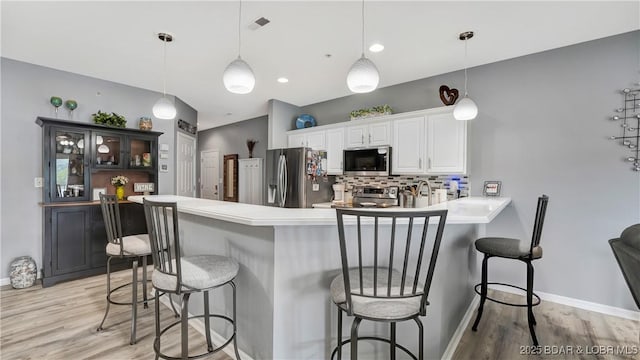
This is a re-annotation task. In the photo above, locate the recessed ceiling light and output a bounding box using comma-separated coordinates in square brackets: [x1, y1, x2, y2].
[226, 112, 233, 116]
[369, 43, 384, 53]
[277, 77, 289, 83]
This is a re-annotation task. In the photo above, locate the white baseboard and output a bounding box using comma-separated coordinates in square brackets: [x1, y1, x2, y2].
[158, 295, 253, 360]
[488, 284, 640, 322]
[441, 295, 480, 360]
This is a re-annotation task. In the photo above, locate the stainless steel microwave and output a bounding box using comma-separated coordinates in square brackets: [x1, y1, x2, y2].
[343, 147, 392, 176]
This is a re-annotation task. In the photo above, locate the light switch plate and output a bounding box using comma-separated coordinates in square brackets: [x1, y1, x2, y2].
[312, 183, 320, 191]
[34, 177, 43, 188]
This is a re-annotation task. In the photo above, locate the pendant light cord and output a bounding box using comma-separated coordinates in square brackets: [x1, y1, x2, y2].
[463, 38, 469, 96]
[162, 35, 167, 97]
[238, 0, 242, 58]
[361, 0, 365, 56]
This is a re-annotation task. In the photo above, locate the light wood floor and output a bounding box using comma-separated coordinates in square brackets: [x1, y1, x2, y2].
[1, 272, 638, 360]
[452, 290, 639, 360]
[0, 267, 231, 360]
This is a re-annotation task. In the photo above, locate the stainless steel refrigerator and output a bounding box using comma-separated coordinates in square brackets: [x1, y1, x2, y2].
[265, 147, 334, 208]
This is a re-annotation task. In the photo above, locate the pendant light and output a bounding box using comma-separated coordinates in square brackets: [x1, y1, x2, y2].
[346, 0, 379, 93]
[453, 31, 478, 121]
[152, 32, 177, 120]
[223, 0, 255, 94]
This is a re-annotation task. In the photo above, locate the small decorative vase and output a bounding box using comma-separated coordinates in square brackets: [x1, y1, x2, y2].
[10, 256, 37, 289]
[116, 186, 125, 200]
[139, 117, 153, 131]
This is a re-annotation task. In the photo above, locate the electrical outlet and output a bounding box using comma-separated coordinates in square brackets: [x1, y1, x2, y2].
[34, 177, 43, 188]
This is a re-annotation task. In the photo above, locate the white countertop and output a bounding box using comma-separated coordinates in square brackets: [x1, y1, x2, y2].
[128, 195, 510, 226]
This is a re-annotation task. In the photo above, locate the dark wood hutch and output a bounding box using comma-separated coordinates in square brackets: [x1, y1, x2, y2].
[37, 117, 162, 287]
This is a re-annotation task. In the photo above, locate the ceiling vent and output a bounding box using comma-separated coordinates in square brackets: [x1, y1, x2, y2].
[249, 17, 270, 30]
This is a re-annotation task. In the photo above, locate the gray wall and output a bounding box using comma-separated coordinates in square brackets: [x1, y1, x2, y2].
[267, 99, 301, 149]
[197, 115, 269, 197]
[0, 58, 192, 280]
[299, 31, 640, 311]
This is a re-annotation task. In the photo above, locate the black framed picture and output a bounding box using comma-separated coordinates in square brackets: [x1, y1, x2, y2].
[483, 181, 502, 197]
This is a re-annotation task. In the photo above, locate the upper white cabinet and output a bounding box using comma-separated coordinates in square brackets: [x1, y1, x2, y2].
[392, 116, 426, 174]
[392, 111, 466, 175]
[426, 112, 466, 174]
[287, 130, 326, 150]
[345, 121, 391, 148]
[285, 106, 467, 175]
[325, 127, 345, 175]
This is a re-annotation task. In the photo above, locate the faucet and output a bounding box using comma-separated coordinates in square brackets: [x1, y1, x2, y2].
[417, 180, 432, 206]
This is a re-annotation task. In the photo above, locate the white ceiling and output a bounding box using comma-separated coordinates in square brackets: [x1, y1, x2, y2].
[2, 1, 638, 130]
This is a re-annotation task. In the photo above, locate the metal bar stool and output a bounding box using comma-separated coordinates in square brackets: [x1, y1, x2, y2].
[609, 224, 640, 342]
[96, 193, 152, 345]
[471, 195, 549, 346]
[331, 208, 448, 360]
[143, 198, 241, 360]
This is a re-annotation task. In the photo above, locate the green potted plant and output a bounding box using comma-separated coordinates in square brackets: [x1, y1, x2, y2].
[92, 110, 127, 128]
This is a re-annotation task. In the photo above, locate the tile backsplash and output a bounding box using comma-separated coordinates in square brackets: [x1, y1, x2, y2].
[335, 174, 470, 199]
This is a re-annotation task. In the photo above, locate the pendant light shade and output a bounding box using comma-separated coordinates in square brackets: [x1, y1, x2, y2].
[153, 32, 176, 120]
[223, 56, 255, 94]
[347, 56, 379, 93]
[224, 0, 255, 94]
[153, 97, 177, 119]
[454, 31, 477, 121]
[347, 0, 379, 93]
[453, 96, 478, 121]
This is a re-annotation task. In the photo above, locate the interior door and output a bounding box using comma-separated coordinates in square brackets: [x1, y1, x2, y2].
[200, 149, 220, 199]
[177, 132, 196, 197]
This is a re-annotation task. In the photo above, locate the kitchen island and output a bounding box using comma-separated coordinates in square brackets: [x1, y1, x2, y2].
[129, 195, 510, 360]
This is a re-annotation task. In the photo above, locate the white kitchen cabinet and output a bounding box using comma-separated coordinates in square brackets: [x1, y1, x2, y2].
[345, 121, 391, 148]
[392, 111, 466, 175]
[392, 116, 426, 174]
[287, 130, 326, 150]
[325, 127, 345, 175]
[426, 112, 466, 174]
[239, 158, 263, 205]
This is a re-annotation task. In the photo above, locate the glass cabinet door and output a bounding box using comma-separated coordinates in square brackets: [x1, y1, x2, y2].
[50, 128, 90, 201]
[92, 132, 124, 168]
[128, 136, 155, 169]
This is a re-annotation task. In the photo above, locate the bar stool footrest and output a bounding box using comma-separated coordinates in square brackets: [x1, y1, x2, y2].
[154, 313, 237, 360]
[474, 282, 541, 307]
[330, 336, 417, 360]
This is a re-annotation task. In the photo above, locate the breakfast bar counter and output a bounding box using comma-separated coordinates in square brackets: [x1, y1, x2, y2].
[129, 195, 510, 359]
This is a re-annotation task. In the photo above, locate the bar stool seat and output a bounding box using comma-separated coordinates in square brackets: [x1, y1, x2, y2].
[106, 234, 151, 256]
[330, 268, 424, 320]
[475, 237, 543, 259]
[152, 255, 239, 292]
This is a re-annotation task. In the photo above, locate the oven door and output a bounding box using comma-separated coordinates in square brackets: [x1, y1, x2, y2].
[343, 147, 391, 176]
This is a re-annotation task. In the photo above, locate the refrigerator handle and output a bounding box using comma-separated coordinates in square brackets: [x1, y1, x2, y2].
[281, 155, 288, 207]
[277, 155, 283, 207]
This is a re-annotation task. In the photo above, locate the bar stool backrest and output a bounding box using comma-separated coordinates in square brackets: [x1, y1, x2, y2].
[335, 208, 448, 317]
[99, 193, 124, 256]
[143, 199, 182, 293]
[529, 195, 549, 256]
[610, 224, 640, 310]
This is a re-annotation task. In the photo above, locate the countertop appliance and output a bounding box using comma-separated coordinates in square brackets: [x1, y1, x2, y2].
[349, 185, 399, 208]
[266, 147, 334, 208]
[343, 146, 391, 176]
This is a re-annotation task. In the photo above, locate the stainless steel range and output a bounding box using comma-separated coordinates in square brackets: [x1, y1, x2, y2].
[352, 186, 399, 208]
